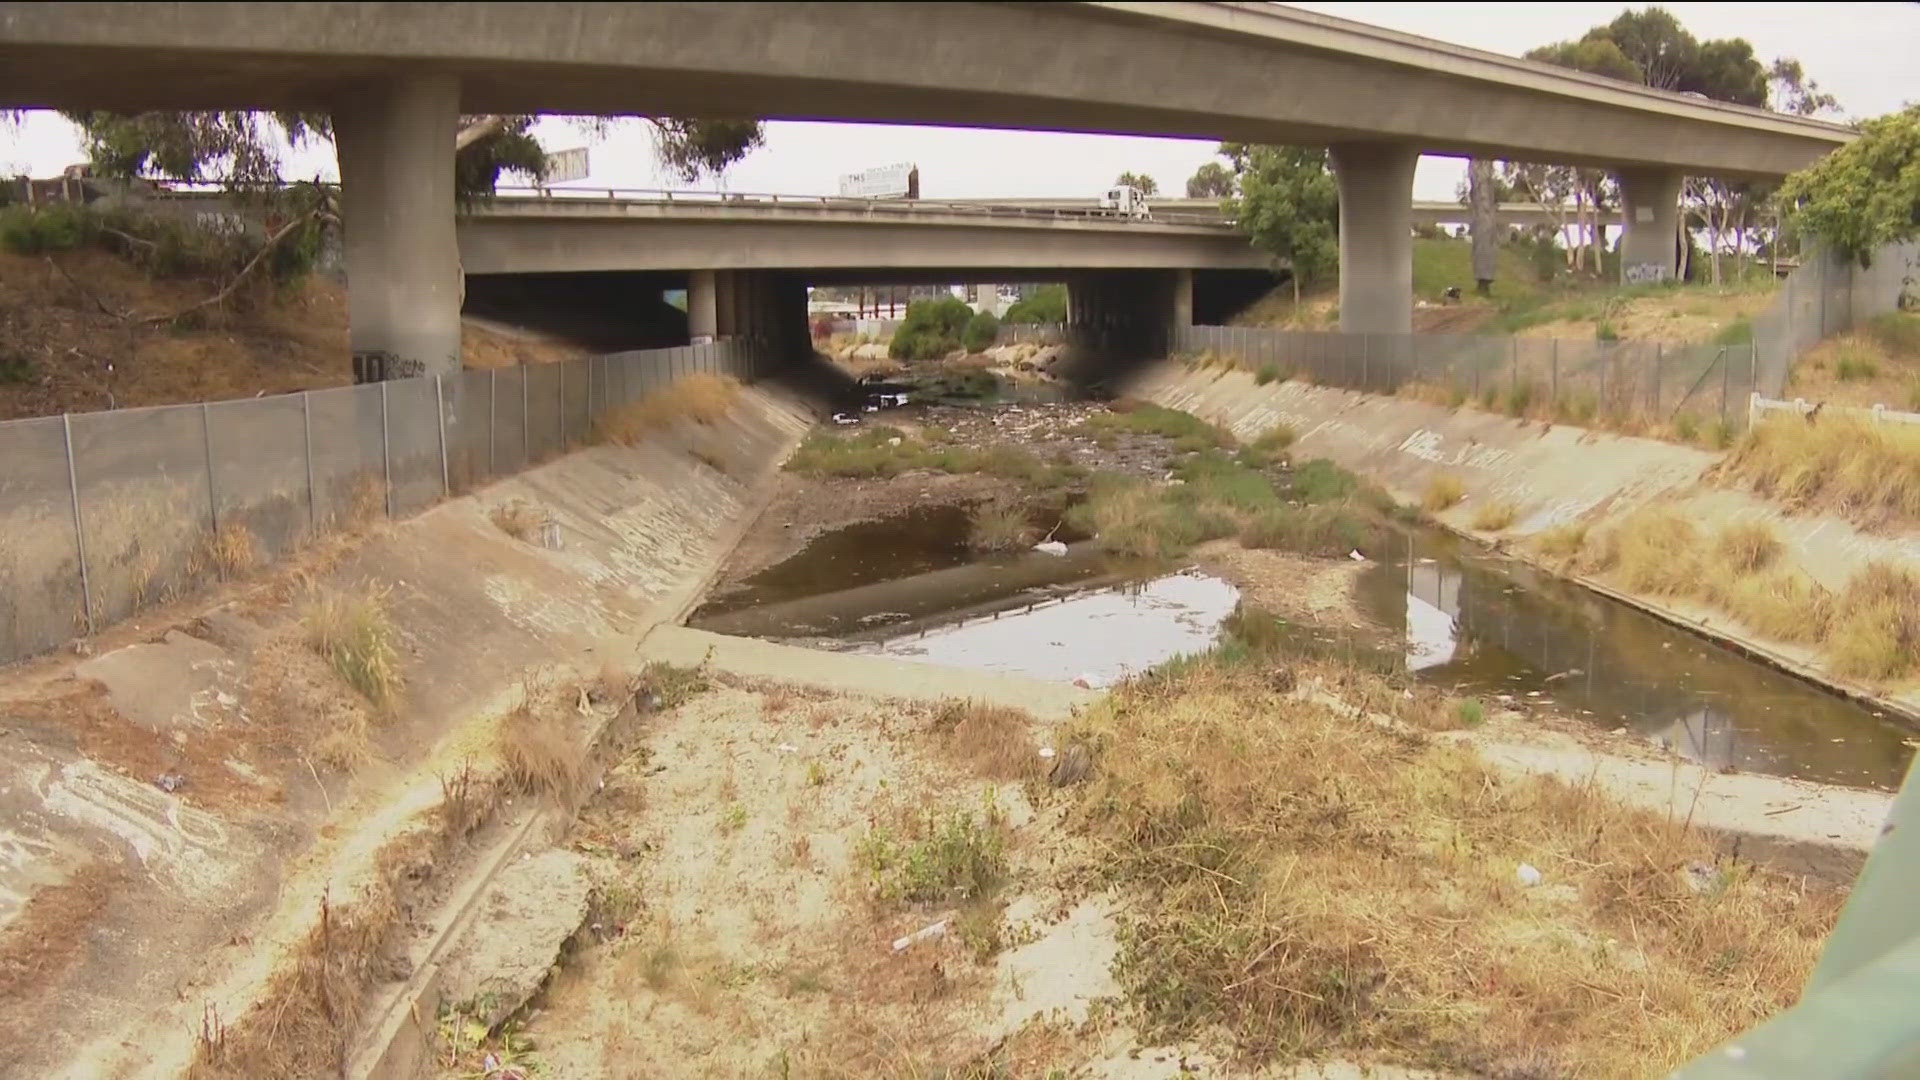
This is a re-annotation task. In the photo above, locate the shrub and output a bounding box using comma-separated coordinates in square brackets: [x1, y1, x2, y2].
[1828, 562, 1920, 681]
[960, 310, 1000, 353]
[1721, 568, 1832, 645]
[596, 373, 740, 444]
[967, 501, 1032, 551]
[1282, 459, 1359, 504]
[1673, 412, 1700, 443]
[858, 808, 1007, 905]
[1596, 322, 1620, 342]
[303, 584, 403, 712]
[1422, 474, 1465, 512]
[1002, 283, 1067, 325]
[1255, 364, 1282, 385]
[1533, 521, 1588, 561]
[1609, 507, 1702, 596]
[1834, 345, 1879, 382]
[1714, 521, 1781, 574]
[1469, 499, 1519, 532]
[1239, 502, 1379, 557]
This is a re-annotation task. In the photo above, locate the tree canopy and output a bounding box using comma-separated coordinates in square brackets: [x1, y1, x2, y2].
[58, 110, 764, 198]
[1113, 171, 1160, 196]
[1185, 162, 1234, 199]
[1222, 144, 1338, 302]
[1777, 105, 1920, 267]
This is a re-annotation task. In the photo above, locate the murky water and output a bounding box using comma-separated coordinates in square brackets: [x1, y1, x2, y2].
[1353, 528, 1916, 790]
[695, 507, 1915, 791]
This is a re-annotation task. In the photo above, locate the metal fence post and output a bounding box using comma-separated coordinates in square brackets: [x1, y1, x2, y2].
[380, 379, 394, 518]
[302, 392, 318, 532]
[200, 402, 220, 577]
[435, 375, 450, 497]
[489, 368, 498, 476]
[1719, 347, 1731, 421]
[62, 413, 94, 633]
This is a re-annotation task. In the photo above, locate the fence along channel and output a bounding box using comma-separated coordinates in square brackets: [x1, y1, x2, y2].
[0, 337, 769, 665]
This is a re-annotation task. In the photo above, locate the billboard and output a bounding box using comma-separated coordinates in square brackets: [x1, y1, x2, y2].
[838, 162, 917, 199]
[543, 147, 590, 184]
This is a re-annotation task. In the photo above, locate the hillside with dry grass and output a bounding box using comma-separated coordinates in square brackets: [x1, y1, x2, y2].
[0, 216, 586, 422]
[1785, 312, 1920, 411]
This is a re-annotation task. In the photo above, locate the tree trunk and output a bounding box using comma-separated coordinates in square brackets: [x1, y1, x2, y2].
[1468, 157, 1499, 296]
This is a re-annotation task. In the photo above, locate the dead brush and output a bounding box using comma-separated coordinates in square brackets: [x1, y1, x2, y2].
[202, 523, 261, 577]
[1468, 498, 1519, 532]
[1421, 473, 1465, 512]
[488, 498, 547, 542]
[495, 676, 586, 804]
[1828, 561, 1920, 681]
[931, 699, 1043, 781]
[1070, 661, 1842, 1075]
[1531, 520, 1589, 563]
[1713, 520, 1782, 575]
[302, 582, 403, 713]
[965, 500, 1033, 552]
[188, 813, 467, 1079]
[1720, 414, 1920, 527]
[596, 373, 742, 445]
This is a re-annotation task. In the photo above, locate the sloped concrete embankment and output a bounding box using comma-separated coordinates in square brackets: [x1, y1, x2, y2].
[0, 383, 815, 1078]
[1128, 363, 1920, 720]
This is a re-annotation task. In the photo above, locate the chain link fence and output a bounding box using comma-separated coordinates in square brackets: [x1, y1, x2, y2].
[996, 323, 1067, 346]
[0, 336, 771, 664]
[1751, 241, 1920, 396]
[1172, 323, 1760, 428]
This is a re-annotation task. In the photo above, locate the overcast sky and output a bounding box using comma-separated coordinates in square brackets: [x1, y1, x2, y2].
[3, 2, 1912, 201]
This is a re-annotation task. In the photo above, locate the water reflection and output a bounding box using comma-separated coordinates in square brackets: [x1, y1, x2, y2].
[1360, 529, 1914, 790]
[854, 570, 1240, 688]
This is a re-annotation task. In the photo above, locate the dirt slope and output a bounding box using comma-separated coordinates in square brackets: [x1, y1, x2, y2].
[0, 248, 587, 422]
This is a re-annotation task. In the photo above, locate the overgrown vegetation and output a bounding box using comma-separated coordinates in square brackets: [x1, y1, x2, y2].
[1068, 451, 1384, 560]
[857, 805, 1008, 905]
[961, 310, 1000, 353]
[1421, 474, 1465, 512]
[0, 201, 325, 293]
[1001, 284, 1067, 325]
[1073, 400, 1231, 449]
[1719, 414, 1920, 526]
[302, 583, 403, 712]
[889, 295, 976, 361]
[1469, 498, 1520, 531]
[596, 373, 740, 444]
[1070, 647, 1839, 1075]
[966, 500, 1033, 552]
[495, 678, 585, 804]
[1550, 506, 1920, 683]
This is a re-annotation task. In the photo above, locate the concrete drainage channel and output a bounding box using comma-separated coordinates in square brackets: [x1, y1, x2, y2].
[330, 363, 1907, 1076]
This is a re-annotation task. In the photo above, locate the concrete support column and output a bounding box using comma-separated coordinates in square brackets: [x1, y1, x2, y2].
[688, 269, 719, 343]
[1616, 166, 1684, 285]
[1173, 268, 1194, 328]
[333, 74, 461, 379]
[1329, 142, 1419, 336]
[712, 271, 740, 338]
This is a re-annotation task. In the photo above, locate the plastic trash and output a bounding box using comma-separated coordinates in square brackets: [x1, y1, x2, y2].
[832, 412, 860, 425]
[154, 772, 186, 794]
[1348, 550, 1366, 561]
[1038, 746, 1057, 759]
[1033, 540, 1069, 556]
[891, 919, 949, 952]
[1072, 674, 1098, 689]
[1516, 863, 1543, 887]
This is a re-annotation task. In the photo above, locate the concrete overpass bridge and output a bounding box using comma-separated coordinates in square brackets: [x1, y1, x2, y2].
[962, 197, 1624, 231]
[1, 1, 1852, 378]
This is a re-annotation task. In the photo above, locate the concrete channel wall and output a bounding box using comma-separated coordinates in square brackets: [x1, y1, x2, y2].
[1128, 361, 1920, 718]
[0, 381, 817, 1077]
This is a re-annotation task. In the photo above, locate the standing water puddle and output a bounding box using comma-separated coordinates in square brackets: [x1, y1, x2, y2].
[694, 510, 1914, 790]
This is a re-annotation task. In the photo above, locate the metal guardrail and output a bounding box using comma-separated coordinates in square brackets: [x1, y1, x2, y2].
[140, 182, 1231, 227]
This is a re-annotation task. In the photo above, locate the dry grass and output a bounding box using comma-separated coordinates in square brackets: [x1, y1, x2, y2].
[1587, 507, 1701, 596]
[1720, 567, 1833, 646]
[189, 784, 503, 1079]
[1070, 660, 1840, 1076]
[495, 677, 586, 804]
[488, 498, 547, 542]
[1828, 561, 1920, 681]
[931, 699, 1042, 782]
[1468, 498, 1519, 532]
[202, 524, 260, 577]
[596, 373, 742, 445]
[302, 583, 403, 713]
[1421, 473, 1465, 512]
[965, 501, 1032, 552]
[1714, 520, 1782, 574]
[1719, 414, 1920, 528]
[1531, 521, 1589, 562]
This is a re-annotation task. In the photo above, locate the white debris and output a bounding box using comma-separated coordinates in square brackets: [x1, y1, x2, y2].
[891, 919, 950, 952]
[1516, 863, 1544, 887]
[1033, 540, 1069, 556]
